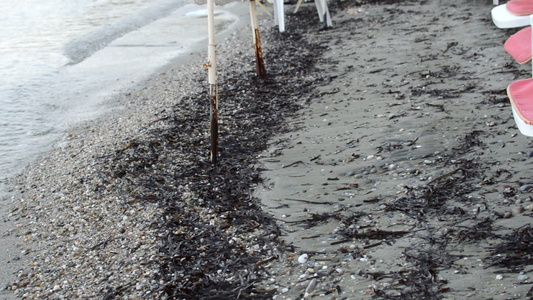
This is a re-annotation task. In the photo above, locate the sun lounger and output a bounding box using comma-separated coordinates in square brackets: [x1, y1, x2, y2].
[491, 2, 533, 136]
[507, 78, 533, 136]
[504, 14, 533, 136]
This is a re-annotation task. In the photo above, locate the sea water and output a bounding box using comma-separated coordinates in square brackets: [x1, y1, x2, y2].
[0, 0, 239, 182]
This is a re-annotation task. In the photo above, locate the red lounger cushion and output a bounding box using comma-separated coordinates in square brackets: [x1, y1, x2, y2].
[508, 78, 533, 125]
[507, 0, 533, 16]
[504, 26, 532, 64]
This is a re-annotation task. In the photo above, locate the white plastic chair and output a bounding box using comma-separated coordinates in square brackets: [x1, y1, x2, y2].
[270, 0, 333, 32]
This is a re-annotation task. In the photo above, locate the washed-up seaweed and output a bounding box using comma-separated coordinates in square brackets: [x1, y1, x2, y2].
[303, 211, 343, 229]
[383, 129, 487, 224]
[93, 8, 331, 299]
[486, 224, 533, 271]
[385, 159, 481, 223]
[372, 241, 458, 300]
[372, 131, 491, 298]
[452, 217, 498, 243]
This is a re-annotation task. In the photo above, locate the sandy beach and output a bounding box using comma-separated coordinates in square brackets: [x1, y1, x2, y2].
[2, 0, 533, 299]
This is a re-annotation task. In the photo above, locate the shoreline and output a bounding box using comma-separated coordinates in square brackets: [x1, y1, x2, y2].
[0, 2, 256, 298]
[2, 0, 533, 299]
[0, 0, 246, 183]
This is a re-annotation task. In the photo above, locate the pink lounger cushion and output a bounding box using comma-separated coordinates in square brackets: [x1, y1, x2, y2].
[508, 79, 533, 125]
[507, 0, 533, 16]
[504, 26, 532, 64]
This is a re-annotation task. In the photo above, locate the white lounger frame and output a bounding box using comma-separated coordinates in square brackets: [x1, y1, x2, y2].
[491, 3, 531, 28]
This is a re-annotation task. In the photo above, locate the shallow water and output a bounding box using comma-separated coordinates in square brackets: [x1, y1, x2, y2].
[0, 0, 238, 181]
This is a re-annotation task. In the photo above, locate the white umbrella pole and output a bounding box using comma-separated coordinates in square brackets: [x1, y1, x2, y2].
[207, 0, 218, 163]
[249, 0, 267, 76]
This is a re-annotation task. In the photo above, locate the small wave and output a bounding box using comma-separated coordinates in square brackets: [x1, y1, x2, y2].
[63, 0, 187, 65]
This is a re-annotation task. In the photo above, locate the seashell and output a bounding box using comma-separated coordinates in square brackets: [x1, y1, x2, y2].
[298, 253, 309, 264]
[518, 274, 529, 281]
[305, 278, 317, 294]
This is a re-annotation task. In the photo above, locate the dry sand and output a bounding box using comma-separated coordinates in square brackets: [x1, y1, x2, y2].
[1, 0, 533, 299]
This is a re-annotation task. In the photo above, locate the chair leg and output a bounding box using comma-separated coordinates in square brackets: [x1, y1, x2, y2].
[273, 0, 285, 32]
[276, 0, 285, 32]
[315, 0, 332, 28]
[293, 0, 303, 13]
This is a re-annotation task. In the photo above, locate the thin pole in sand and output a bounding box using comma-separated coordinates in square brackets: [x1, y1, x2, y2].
[249, 0, 267, 77]
[207, 0, 218, 163]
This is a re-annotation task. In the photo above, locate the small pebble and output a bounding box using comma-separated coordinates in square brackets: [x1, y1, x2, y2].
[519, 184, 533, 192]
[512, 207, 524, 214]
[496, 274, 504, 280]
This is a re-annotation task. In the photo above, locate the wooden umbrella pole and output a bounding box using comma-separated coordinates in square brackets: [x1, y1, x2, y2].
[207, 0, 218, 163]
[249, 0, 267, 77]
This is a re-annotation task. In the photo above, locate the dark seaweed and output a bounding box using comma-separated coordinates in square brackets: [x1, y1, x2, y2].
[95, 7, 331, 299]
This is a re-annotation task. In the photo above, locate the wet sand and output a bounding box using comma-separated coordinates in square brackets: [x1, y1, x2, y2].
[2, 0, 533, 299]
[256, 0, 533, 298]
